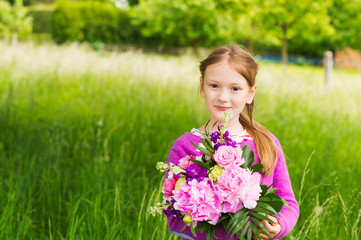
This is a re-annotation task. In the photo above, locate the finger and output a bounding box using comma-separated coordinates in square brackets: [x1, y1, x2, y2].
[259, 232, 269, 240]
[262, 219, 272, 230]
[265, 215, 279, 225]
[252, 234, 261, 240]
[260, 222, 272, 234]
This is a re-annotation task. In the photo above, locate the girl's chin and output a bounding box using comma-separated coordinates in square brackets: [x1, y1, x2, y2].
[209, 116, 225, 125]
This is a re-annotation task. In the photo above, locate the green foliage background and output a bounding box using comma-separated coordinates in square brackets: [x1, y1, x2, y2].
[1, 0, 361, 58]
[0, 42, 360, 239]
[16, 0, 354, 58]
[51, 1, 134, 44]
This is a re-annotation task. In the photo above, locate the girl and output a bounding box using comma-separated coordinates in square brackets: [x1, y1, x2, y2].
[166, 45, 299, 239]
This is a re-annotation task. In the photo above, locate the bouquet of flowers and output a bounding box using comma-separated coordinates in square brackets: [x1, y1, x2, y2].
[149, 113, 288, 240]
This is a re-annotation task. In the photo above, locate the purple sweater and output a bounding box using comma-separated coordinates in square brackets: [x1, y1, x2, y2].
[166, 130, 299, 240]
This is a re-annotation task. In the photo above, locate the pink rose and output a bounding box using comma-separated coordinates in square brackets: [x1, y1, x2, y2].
[178, 155, 196, 169]
[163, 174, 178, 197]
[217, 163, 262, 212]
[213, 145, 244, 169]
[173, 178, 222, 225]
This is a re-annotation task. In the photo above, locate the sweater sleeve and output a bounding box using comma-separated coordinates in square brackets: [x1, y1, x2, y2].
[271, 135, 300, 238]
[166, 137, 197, 240]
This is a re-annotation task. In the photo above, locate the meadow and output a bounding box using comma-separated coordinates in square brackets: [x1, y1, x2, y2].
[0, 41, 360, 239]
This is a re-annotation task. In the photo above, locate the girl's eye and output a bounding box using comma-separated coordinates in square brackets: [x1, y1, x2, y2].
[210, 84, 218, 88]
[232, 87, 240, 91]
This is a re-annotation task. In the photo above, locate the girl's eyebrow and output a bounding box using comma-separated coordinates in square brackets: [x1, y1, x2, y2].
[206, 79, 220, 83]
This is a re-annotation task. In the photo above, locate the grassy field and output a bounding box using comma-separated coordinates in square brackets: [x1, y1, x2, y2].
[0, 41, 360, 239]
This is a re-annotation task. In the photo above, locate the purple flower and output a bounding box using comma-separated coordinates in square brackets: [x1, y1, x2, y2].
[163, 208, 183, 218]
[163, 200, 182, 218]
[214, 140, 236, 150]
[223, 131, 229, 138]
[210, 131, 220, 143]
[185, 164, 208, 182]
[212, 130, 237, 150]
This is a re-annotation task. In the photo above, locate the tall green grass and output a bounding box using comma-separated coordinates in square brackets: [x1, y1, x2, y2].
[0, 41, 360, 239]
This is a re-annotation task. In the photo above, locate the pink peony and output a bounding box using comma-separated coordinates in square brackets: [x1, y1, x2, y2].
[213, 145, 244, 169]
[178, 155, 196, 169]
[216, 163, 262, 213]
[172, 178, 222, 225]
[163, 174, 178, 197]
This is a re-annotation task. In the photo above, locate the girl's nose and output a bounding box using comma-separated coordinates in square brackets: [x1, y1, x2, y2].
[217, 89, 229, 102]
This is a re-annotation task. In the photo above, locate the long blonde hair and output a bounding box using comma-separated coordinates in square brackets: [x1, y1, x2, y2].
[199, 45, 277, 175]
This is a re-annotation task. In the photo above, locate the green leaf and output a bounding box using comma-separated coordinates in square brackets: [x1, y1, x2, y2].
[229, 216, 249, 239]
[250, 211, 272, 222]
[181, 224, 187, 232]
[249, 221, 262, 240]
[204, 135, 214, 150]
[265, 180, 281, 190]
[269, 201, 284, 213]
[250, 163, 263, 173]
[190, 224, 197, 238]
[253, 206, 276, 216]
[195, 221, 212, 232]
[204, 119, 211, 135]
[191, 142, 213, 157]
[218, 213, 231, 223]
[205, 225, 217, 240]
[201, 154, 209, 163]
[263, 192, 279, 199]
[279, 196, 289, 209]
[262, 193, 286, 212]
[259, 196, 280, 202]
[211, 120, 218, 131]
[257, 202, 278, 216]
[189, 158, 212, 170]
[239, 221, 250, 240]
[199, 137, 215, 154]
[233, 208, 248, 218]
[247, 224, 253, 240]
[198, 132, 212, 145]
[231, 216, 250, 239]
[250, 216, 269, 236]
[265, 188, 278, 194]
[241, 145, 254, 168]
[227, 209, 248, 231]
[260, 184, 270, 195]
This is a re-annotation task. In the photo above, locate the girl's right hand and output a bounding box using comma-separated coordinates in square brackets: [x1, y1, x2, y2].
[253, 215, 281, 240]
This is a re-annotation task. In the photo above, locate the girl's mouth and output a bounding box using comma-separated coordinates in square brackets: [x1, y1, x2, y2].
[215, 106, 231, 111]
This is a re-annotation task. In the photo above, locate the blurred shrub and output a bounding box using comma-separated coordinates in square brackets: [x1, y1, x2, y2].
[0, 0, 12, 35]
[29, 9, 52, 33]
[52, 1, 136, 44]
[52, 1, 83, 42]
[0, 0, 32, 38]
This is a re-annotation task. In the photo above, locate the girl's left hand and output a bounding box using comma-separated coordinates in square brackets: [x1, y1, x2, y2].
[254, 215, 281, 240]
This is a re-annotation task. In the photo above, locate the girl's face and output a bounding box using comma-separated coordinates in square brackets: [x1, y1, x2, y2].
[200, 60, 256, 131]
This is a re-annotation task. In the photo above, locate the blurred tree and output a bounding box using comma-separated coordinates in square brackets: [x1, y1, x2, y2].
[0, 0, 32, 45]
[328, 0, 361, 51]
[9, 0, 32, 44]
[215, 0, 262, 53]
[132, 0, 234, 56]
[52, 1, 136, 44]
[0, 0, 12, 34]
[128, 0, 138, 6]
[258, 0, 334, 66]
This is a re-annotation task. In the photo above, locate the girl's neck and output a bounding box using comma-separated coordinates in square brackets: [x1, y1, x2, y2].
[199, 119, 245, 135]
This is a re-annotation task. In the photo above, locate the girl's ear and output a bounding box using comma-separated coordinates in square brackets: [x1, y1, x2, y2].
[200, 76, 205, 98]
[246, 84, 257, 104]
